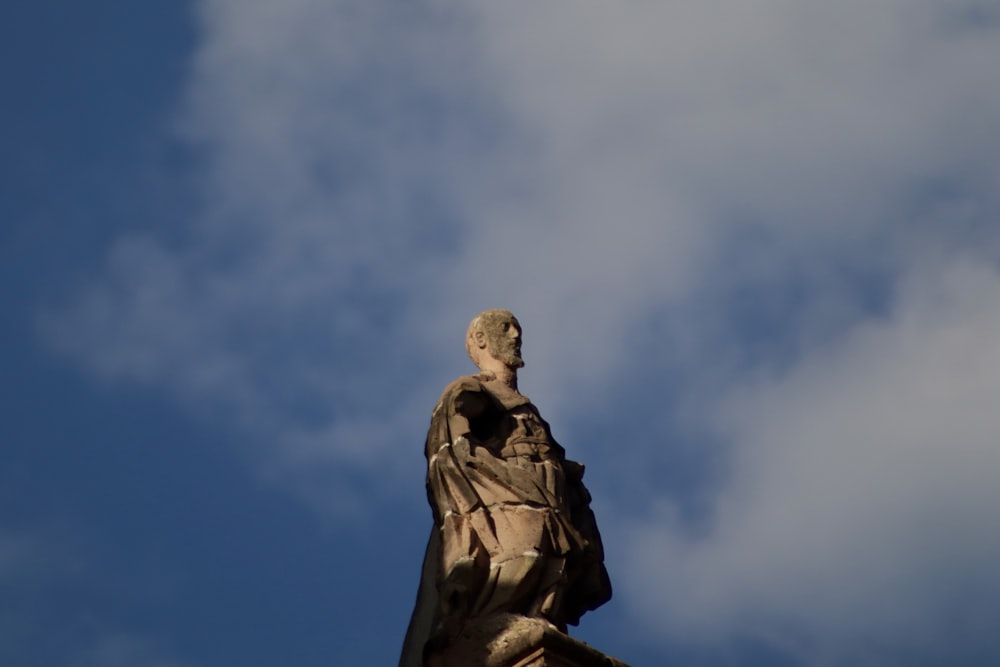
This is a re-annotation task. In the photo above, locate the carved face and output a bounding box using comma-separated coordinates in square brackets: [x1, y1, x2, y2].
[485, 314, 524, 369]
[468, 309, 525, 370]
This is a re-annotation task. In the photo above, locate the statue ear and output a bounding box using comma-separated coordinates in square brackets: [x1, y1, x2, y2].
[473, 330, 488, 349]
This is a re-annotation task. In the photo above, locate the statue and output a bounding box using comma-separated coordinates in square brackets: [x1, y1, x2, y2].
[400, 309, 612, 667]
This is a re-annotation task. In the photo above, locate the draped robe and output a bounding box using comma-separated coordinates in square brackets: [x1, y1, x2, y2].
[400, 374, 611, 667]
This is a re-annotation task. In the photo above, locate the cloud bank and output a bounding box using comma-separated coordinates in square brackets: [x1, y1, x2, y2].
[42, 0, 1000, 663]
[624, 260, 1000, 665]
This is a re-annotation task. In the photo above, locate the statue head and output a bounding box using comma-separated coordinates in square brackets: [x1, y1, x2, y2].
[466, 309, 524, 371]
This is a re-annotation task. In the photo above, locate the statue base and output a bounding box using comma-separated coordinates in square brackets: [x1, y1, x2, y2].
[426, 614, 630, 667]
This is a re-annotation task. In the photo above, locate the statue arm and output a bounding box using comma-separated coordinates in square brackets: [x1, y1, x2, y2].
[424, 382, 496, 625]
[426, 380, 492, 517]
[453, 389, 488, 419]
[445, 387, 490, 442]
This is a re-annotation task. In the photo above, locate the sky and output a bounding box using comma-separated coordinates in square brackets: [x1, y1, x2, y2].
[5, 0, 1000, 665]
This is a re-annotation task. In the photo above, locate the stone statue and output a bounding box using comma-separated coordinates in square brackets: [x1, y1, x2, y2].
[400, 309, 612, 667]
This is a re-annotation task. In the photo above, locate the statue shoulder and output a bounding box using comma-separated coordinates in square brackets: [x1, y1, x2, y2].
[425, 375, 494, 454]
[435, 374, 486, 407]
[431, 374, 493, 418]
[438, 374, 532, 412]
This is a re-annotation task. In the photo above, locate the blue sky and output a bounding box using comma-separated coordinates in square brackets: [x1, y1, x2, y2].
[5, 1, 1000, 665]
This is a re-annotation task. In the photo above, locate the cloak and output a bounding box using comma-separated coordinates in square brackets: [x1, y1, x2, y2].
[399, 374, 611, 667]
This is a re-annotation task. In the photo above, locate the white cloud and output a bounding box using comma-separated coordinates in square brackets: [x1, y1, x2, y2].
[41, 0, 494, 507]
[476, 0, 1000, 226]
[44, 0, 1000, 439]
[621, 260, 1000, 665]
[39, 1, 1000, 658]
[442, 0, 1000, 411]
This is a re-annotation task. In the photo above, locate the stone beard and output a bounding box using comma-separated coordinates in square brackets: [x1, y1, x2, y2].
[400, 310, 611, 667]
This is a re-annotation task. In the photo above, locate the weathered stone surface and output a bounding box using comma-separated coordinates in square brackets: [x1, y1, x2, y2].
[426, 614, 630, 667]
[400, 310, 615, 667]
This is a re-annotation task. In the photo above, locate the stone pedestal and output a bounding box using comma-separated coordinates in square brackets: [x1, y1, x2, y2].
[426, 615, 630, 667]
